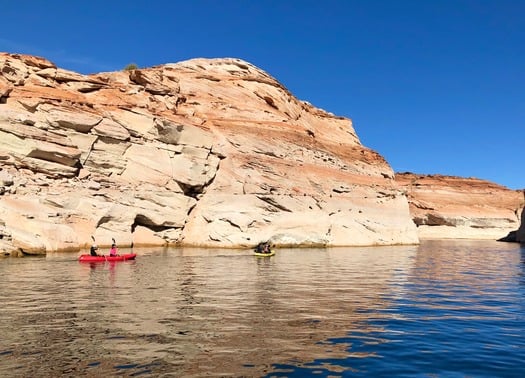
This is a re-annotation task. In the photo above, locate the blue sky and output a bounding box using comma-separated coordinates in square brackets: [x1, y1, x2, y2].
[2, 1, 523, 189]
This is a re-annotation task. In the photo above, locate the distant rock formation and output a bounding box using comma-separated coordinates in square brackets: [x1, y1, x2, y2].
[396, 173, 523, 240]
[0, 53, 419, 255]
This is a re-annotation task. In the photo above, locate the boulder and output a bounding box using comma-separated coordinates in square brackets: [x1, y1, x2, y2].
[44, 106, 102, 133]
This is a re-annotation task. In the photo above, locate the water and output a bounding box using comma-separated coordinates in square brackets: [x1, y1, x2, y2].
[0, 240, 524, 377]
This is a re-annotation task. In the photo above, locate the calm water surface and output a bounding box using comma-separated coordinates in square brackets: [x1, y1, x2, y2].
[0, 240, 524, 377]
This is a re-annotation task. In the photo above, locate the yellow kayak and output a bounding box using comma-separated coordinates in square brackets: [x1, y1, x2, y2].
[254, 250, 275, 257]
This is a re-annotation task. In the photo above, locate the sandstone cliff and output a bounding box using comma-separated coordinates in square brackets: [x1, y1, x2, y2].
[516, 207, 525, 242]
[0, 53, 418, 255]
[396, 173, 523, 240]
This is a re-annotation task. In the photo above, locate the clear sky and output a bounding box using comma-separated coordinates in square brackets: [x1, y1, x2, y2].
[2, 1, 523, 189]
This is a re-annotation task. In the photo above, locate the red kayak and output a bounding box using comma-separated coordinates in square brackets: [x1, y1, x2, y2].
[78, 253, 137, 262]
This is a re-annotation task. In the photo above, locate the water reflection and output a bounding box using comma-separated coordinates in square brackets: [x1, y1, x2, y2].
[0, 241, 523, 376]
[268, 240, 525, 377]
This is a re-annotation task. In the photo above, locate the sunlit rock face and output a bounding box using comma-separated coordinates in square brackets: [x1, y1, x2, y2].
[396, 173, 523, 240]
[0, 52, 418, 255]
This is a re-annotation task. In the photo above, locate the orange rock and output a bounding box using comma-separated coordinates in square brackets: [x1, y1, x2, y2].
[396, 173, 523, 240]
[10, 53, 513, 254]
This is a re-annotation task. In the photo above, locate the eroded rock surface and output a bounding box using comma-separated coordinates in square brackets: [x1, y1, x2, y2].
[0, 53, 419, 255]
[396, 173, 523, 240]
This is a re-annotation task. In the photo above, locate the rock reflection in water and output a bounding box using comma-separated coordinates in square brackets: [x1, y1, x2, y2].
[0, 245, 418, 376]
[7, 241, 520, 376]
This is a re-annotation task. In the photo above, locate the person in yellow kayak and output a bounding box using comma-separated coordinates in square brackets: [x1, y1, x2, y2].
[255, 241, 271, 254]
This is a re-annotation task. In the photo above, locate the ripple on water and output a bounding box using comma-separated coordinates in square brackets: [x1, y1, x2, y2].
[0, 241, 524, 377]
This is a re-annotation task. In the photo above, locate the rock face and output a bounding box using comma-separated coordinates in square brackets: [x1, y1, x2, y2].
[396, 173, 524, 240]
[0, 53, 418, 255]
[516, 206, 525, 242]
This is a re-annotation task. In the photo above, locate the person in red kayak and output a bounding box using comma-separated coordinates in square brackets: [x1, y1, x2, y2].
[109, 241, 119, 257]
[90, 244, 101, 256]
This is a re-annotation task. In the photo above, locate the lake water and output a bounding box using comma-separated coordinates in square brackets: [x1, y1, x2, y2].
[1, 240, 524, 377]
